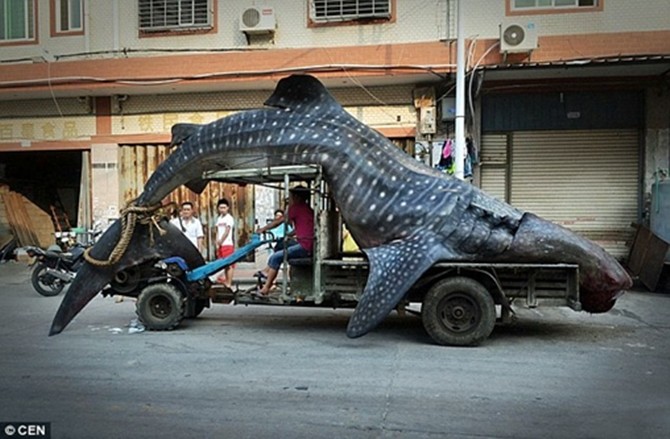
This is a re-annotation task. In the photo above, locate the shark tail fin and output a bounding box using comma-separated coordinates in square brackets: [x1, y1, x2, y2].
[347, 234, 451, 338]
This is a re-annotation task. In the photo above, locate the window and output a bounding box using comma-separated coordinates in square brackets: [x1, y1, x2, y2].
[1, 0, 35, 42]
[55, 0, 83, 33]
[310, 0, 391, 23]
[512, 0, 597, 9]
[139, 0, 212, 32]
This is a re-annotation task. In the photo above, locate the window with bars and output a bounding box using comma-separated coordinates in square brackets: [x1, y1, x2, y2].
[512, 0, 597, 9]
[56, 0, 83, 33]
[1, 0, 35, 42]
[310, 0, 392, 23]
[138, 0, 212, 32]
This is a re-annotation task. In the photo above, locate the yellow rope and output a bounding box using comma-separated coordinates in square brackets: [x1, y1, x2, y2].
[84, 201, 176, 267]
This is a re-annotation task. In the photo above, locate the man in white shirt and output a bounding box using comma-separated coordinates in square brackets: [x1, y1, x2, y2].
[214, 198, 235, 287]
[170, 201, 204, 252]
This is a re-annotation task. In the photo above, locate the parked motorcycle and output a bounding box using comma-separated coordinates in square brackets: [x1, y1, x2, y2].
[24, 226, 103, 297]
[54, 230, 78, 251]
[24, 244, 88, 296]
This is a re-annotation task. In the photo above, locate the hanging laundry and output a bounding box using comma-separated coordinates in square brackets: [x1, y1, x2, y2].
[464, 137, 475, 178]
[436, 139, 455, 175]
[435, 138, 476, 178]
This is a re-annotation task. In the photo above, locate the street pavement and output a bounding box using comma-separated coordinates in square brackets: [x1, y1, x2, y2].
[0, 260, 669, 439]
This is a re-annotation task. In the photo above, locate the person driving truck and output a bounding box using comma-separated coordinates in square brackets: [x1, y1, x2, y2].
[254, 186, 314, 296]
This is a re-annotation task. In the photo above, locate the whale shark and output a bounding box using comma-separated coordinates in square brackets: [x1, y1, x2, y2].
[50, 74, 632, 337]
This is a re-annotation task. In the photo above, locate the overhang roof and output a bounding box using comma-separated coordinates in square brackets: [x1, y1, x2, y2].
[479, 54, 670, 81]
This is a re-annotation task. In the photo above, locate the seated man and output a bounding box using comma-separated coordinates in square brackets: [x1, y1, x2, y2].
[255, 186, 314, 296]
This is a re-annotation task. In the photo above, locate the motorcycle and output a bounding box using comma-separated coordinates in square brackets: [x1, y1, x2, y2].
[24, 243, 88, 296]
[54, 230, 78, 251]
[23, 226, 103, 297]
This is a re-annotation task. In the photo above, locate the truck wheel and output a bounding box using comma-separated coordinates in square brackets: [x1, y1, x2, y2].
[136, 283, 185, 331]
[422, 277, 496, 347]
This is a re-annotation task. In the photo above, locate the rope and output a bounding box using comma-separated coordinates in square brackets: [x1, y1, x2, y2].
[84, 201, 175, 267]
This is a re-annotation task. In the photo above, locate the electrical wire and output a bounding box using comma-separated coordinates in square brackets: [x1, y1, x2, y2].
[1, 63, 455, 89]
[46, 60, 64, 118]
[468, 40, 500, 125]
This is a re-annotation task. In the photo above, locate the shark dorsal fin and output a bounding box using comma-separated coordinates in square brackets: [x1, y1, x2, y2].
[264, 74, 340, 111]
[184, 178, 208, 195]
[170, 123, 201, 148]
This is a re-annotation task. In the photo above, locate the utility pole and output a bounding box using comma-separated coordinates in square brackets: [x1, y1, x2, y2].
[454, 0, 466, 180]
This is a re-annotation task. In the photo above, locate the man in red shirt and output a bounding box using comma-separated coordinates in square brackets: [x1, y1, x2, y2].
[255, 186, 314, 296]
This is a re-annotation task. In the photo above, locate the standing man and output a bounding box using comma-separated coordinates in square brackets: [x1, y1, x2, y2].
[170, 201, 205, 252]
[214, 198, 235, 287]
[255, 186, 314, 296]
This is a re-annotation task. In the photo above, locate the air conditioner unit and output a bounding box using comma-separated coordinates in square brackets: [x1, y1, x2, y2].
[240, 6, 276, 34]
[499, 21, 538, 53]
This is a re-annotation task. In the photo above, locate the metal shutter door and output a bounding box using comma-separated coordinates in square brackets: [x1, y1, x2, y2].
[510, 130, 639, 258]
[479, 133, 508, 202]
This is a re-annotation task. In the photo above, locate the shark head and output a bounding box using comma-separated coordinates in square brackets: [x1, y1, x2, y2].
[49, 217, 205, 335]
[501, 213, 632, 313]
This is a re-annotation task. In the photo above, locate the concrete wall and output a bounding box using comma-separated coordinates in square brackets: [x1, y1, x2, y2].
[3, 0, 669, 62]
[90, 144, 119, 226]
[465, 0, 670, 38]
[1, 0, 449, 61]
[644, 87, 670, 205]
[93, 0, 450, 51]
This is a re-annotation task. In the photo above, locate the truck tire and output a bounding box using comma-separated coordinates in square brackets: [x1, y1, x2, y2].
[136, 283, 185, 331]
[422, 276, 496, 347]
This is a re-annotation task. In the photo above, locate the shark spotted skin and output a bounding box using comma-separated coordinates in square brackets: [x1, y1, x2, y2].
[50, 74, 632, 337]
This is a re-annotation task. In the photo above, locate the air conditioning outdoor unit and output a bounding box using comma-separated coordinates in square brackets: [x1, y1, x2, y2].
[240, 6, 276, 34]
[499, 21, 538, 53]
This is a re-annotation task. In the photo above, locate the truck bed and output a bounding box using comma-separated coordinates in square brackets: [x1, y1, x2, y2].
[320, 258, 581, 311]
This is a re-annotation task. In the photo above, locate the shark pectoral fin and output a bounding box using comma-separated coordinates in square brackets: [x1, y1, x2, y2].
[346, 234, 449, 338]
[169, 123, 201, 147]
[184, 178, 208, 195]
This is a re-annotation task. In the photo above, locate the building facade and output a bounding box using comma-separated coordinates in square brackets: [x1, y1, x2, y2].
[1, 0, 669, 258]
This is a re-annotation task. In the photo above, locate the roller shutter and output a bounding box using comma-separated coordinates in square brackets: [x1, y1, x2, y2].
[479, 133, 508, 202]
[480, 130, 639, 258]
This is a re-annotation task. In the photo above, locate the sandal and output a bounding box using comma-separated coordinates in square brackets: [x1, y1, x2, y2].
[253, 271, 268, 280]
[251, 288, 268, 298]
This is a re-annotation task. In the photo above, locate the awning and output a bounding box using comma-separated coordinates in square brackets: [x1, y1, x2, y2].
[479, 54, 670, 81]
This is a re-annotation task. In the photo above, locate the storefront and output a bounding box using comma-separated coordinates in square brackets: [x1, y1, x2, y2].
[479, 89, 644, 258]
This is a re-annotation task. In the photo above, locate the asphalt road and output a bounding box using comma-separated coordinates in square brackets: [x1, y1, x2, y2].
[1, 261, 669, 439]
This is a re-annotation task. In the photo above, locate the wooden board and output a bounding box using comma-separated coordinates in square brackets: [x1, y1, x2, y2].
[0, 188, 55, 248]
[627, 223, 670, 291]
